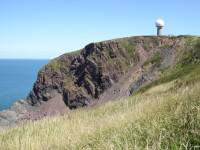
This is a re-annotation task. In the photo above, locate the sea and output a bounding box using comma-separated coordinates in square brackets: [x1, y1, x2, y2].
[0, 59, 50, 111]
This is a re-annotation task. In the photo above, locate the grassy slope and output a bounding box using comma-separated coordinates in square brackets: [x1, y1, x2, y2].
[0, 37, 200, 150]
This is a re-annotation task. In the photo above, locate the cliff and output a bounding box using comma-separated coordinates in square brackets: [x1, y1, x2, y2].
[1, 35, 199, 126]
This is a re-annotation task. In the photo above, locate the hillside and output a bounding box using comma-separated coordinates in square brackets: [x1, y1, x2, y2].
[0, 35, 200, 127]
[0, 34, 199, 148]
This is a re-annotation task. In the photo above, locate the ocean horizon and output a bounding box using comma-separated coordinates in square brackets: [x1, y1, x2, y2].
[0, 59, 50, 111]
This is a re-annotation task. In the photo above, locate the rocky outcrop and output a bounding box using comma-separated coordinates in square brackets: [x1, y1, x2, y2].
[1, 36, 190, 126]
[129, 70, 154, 95]
[26, 39, 141, 109]
[27, 36, 187, 109]
[0, 99, 31, 126]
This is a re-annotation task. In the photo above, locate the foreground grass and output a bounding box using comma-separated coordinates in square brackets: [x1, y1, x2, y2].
[0, 76, 200, 149]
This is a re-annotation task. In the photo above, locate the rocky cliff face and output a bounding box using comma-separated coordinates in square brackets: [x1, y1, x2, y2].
[27, 36, 186, 108]
[1, 35, 195, 126]
[26, 38, 140, 109]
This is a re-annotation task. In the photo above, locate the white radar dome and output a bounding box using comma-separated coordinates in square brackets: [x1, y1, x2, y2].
[155, 19, 164, 27]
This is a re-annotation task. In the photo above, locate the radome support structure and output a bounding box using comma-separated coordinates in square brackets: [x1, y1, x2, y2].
[155, 19, 164, 36]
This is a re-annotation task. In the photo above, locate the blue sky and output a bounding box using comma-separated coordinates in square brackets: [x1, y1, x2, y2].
[0, 0, 200, 59]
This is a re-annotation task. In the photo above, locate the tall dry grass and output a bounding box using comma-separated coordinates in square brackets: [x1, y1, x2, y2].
[0, 78, 199, 149]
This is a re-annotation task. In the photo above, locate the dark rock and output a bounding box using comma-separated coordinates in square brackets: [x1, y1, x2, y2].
[63, 88, 91, 109]
[26, 90, 39, 106]
[129, 70, 154, 95]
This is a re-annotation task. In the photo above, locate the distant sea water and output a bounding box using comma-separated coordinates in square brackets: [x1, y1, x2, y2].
[0, 59, 50, 111]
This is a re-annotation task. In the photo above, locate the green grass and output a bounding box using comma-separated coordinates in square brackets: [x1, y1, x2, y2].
[159, 43, 171, 49]
[85, 77, 93, 86]
[118, 58, 127, 69]
[47, 60, 61, 70]
[70, 49, 81, 59]
[63, 78, 75, 91]
[105, 51, 110, 58]
[158, 66, 170, 73]
[46, 49, 82, 71]
[177, 39, 200, 67]
[143, 51, 163, 67]
[109, 59, 114, 65]
[117, 39, 136, 57]
[133, 63, 200, 95]
[133, 38, 200, 95]
[174, 35, 198, 64]
[143, 40, 150, 50]
[62, 66, 70, 76]
[143, 38, 153, 51]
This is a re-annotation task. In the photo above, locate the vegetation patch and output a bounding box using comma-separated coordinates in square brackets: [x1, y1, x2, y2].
[105, 51, 110, 58]
[143, 37, 155, 51]
[143, 51, 163, 67]
[195, 39, 200, 58]
[175, 38, 200, 68]
[133, 38, 200, 95]
[158, 66, 170, 73]
[109, 59, 114, 65]
[143, 40, 150, 51]
[118, 58, 127, 69]
[117, 39, 136, 57]
[86, 55, 94, 61]
[174, 35, 197, 63]
[62, 66, 70, 76]
[70, 49, 81, 59]
[63, 78, 75, 91]
[47, 60, 61, 70]
[133, 63, 200, 95]
[159, 43, 171, 50]
[85, 78, 93, 86]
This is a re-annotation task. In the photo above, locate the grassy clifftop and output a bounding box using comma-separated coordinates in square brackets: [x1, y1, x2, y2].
[0, 36, 200, 149]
